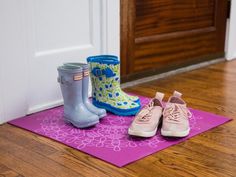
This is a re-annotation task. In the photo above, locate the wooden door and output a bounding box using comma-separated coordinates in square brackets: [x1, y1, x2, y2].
[121, 0, 228, 81]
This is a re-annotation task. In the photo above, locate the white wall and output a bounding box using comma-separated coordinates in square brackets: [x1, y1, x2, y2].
[226, 1, 236, 60]
[0, 0, 120, 123]
[0, 0, 28, 124]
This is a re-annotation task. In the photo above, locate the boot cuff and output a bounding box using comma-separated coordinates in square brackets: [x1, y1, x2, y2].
[64, 63, 89, 70]
[87, 55, 119, 65]
[57, 65, 82, 74]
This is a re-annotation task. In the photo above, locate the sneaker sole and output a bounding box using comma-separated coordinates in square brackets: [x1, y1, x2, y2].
[128, 127, 157, 138]
[161, 128, 190, 137]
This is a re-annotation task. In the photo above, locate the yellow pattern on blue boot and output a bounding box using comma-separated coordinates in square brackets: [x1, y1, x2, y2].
[87, 56, 141, 116]
[87, 55, 140, 104]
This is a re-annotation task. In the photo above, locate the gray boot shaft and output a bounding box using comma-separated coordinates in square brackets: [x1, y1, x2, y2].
[57, 65, 99, 128]
[64, 63, 106, 118]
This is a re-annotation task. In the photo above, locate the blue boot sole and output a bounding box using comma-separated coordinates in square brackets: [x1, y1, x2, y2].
[92, 99, 141, 116]
[134, 99, 141, 105]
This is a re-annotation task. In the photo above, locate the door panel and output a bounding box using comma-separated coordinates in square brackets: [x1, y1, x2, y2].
[27, 0, 102, 113]
[121, 0, 228, 81]
[136, 0, 216, 37]
[134, 30, 217, 72]
[33, 0, 91, 52]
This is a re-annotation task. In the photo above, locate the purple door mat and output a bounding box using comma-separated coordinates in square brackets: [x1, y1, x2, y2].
[9, 95, 231, 167]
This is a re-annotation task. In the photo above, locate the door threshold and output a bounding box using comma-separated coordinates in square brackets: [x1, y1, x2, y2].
[121, 58, 225, 89]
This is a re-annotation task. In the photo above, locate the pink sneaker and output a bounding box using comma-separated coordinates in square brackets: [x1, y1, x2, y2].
[128, 92, 164, 137]
[161, 91, 192, 137]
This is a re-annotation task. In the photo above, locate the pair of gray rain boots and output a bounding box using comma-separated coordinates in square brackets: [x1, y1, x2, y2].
[57, 63, 106, 128]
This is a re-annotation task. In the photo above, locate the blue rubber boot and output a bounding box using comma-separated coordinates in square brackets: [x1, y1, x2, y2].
[87, 55, 140, 105]
[87, 56, 141, 116]
[63, 63, 107, 119]
[57, 65, 99, 128]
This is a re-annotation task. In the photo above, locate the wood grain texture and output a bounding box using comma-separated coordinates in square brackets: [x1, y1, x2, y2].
[121, 0, 228, 82]
[0, 60, 236, 176]
[136, 0, 215, 37]
[120, 0, 136, 76]
[0, 163, 23, 177]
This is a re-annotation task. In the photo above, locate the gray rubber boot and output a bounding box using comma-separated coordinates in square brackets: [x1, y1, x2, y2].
[64, 63, 107, 118]
[57, 65, 99, 128]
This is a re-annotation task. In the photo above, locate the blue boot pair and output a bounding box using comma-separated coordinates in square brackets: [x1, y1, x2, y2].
[87, 55, 141, 116]
[57, 63, 106, 128]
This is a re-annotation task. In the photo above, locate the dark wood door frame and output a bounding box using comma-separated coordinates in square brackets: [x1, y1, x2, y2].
[120, 0, 136, 78]
[120, 0, 228, 82]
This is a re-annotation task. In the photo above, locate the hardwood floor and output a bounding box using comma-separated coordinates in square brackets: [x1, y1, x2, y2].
[1, 60, 236, 177]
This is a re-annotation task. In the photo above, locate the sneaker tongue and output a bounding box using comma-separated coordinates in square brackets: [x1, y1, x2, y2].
[173, 91, 182, 98]
[155, 92, 164, 101]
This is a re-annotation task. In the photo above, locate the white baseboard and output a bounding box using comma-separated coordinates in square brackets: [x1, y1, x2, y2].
[0, 100, 4, 124]
[0, 118, 4, 125]
[27, 91, 92, 115]
[226, 53, 236, 60]
[27, 99, 63, 115]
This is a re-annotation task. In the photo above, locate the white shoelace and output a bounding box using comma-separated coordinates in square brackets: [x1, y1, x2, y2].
[164, 104, 192, 122]
[137, 101, 154, 122]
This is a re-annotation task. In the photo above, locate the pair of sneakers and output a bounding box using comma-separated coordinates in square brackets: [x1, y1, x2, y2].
[128, 91, 192, 138]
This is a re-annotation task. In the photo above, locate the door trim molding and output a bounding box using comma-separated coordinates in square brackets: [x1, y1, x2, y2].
[101, 0, 120, 55]
[120, 0, 135, 76]
[226, 0, 236, 60]
[0, 72, 4, 124]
